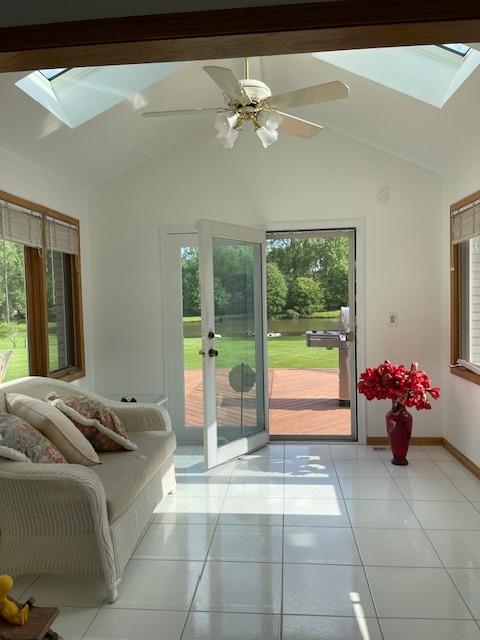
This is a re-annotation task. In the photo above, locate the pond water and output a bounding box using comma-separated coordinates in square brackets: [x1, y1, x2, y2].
[183, 316, 340, 338]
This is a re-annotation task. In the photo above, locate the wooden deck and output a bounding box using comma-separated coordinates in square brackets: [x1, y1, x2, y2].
[184, 367, 351, 436]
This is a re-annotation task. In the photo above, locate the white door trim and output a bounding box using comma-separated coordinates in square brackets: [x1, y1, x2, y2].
[265, 218, 366, 444]
[159, 217, 367, 445]
[159, 230, 201, 444]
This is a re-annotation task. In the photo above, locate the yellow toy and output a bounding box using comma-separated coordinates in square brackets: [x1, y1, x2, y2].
[0, 575, 29, 626]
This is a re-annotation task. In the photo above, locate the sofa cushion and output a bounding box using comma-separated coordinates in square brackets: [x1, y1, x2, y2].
[92, 430, 176, 522]
[0, 412, 67, 463]
[47, 394, 137, 452]
[6, 393, 100, 466]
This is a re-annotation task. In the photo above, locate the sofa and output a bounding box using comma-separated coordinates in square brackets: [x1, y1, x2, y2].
[0, 377, 177, 602]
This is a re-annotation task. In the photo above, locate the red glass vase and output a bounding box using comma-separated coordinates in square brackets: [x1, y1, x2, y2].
[385, 403, 413, 465]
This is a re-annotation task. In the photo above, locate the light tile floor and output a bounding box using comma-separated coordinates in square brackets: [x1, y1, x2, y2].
[13, 443, 480, 639]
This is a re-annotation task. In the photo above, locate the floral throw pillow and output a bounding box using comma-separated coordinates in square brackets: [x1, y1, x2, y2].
[45, 394, 137, 452]
[0, 413, 66, 463]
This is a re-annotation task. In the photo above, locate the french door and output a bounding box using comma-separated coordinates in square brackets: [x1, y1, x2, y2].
[197, 219, 269, 468]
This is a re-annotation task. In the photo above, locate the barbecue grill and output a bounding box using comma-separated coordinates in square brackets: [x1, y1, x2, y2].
[305, 307, 351, 406]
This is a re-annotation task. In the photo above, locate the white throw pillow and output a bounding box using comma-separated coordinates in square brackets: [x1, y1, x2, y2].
[6, 393, 100, 466]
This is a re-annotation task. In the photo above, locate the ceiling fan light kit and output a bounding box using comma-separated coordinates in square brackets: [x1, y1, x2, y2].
[142, 59, 350, 150]
[216, 126, 240, 149]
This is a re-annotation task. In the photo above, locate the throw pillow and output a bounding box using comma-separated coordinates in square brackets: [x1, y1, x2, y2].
[6, 393, 100, 466]
[0, 412, 66, 463]
[46, 393, 137, 452]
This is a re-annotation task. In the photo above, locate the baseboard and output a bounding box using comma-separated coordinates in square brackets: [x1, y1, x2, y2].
[367, 436, 443, 446]
[443, 438, 480, 481]
[366, 435, 480, 480]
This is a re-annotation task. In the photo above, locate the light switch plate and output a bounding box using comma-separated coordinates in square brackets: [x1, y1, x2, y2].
[388, 312, 398, 326]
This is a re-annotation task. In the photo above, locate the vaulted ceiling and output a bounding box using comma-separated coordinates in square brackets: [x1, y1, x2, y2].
[1, 48, 480, 190]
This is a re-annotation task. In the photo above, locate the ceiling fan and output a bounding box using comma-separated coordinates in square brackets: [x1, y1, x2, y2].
[142, 58, 350, 149]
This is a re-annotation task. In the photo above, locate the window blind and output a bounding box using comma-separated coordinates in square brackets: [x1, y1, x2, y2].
[45, 217, 79, 255]
[0, 204, 43, 248]
[451, 199, 480, 244]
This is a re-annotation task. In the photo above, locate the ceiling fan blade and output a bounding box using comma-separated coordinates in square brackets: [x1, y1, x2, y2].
[203, 66, 249, 103]
[142, 107, 220, 118]
[268, 81, 349, 110]
[276, 111, 323, 139]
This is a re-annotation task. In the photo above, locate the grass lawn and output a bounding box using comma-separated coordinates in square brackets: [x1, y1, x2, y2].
[309, 310, 341, 319]
[0, 322, 59, 382]
[184, 335, 339, 369]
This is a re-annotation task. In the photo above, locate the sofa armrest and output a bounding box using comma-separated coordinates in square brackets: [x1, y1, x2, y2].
[103, 401, 172, 433]
[0, 462, 109, 531]
[0, 462, 117, 592]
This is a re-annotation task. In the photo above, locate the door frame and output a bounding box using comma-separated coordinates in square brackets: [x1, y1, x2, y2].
[160, 229, 201, 445]
[265, 218, 366, 444]
[160, 217, 366, 445]
[266, 226, 358, 443]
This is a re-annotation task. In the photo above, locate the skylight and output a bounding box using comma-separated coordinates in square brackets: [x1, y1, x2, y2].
[39, 68, 70, 81]
[313, 44, 480, 108]
[440, 44, 471, 57]
[16, 63, 183, 128]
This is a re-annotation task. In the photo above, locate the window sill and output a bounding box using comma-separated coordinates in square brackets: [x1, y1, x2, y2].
[49, 368, 86, 383]
[450, 365, 480, 386]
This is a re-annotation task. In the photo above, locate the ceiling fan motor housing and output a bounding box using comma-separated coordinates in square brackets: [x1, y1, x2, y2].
[239, 79, 272, 103]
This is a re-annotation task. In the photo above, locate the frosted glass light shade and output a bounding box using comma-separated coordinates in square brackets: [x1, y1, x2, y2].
[216, 128, 239, 149]
[257, 109, 283, 131]
[214, 112, 239, 134]
[256, 125, 279, 148]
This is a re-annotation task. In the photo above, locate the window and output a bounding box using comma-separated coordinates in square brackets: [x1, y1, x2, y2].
[313, 45, 480, 108]
[450, 191, 480, 384]
[439, 44, 471, 57]
[39, 68, 70, 81]
[0, 190, 85, 382]
[16, 63, 183, 128]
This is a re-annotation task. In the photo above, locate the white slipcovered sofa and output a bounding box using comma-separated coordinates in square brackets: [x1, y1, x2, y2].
[0, 377, 176, 602]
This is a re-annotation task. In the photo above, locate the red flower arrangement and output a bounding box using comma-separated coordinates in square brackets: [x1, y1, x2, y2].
[357, 360, 440, 410]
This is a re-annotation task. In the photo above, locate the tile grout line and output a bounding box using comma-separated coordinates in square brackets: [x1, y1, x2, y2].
[423, 448, 480, 626]
[388, 447, 479, 625]
[88, 444, 207, 640]
[280, 447, 286, 640]
[335, 447, 386, 640]
[177, 447, 239, 640]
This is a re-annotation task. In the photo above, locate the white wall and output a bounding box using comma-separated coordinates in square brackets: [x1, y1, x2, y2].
[89, 127, 444, 438]
[443, 150, 480, 466]
[0, 145, 95, 389]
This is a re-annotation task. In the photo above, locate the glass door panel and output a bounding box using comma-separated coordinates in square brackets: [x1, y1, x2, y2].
[197, 220, 268, 468]
[213, 237, 265, 446]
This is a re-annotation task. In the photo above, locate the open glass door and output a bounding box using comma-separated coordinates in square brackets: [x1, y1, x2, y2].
[197, 219, 268, 468]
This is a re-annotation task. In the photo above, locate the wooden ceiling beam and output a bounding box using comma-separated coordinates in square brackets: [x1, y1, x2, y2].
[1, 1, 480, 72]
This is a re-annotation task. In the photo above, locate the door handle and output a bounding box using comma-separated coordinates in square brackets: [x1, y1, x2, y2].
[198, 348, 219, 357]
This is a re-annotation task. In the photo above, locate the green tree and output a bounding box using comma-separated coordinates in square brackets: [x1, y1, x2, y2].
[289, 276, 324, 317]
[0, 240, 27, 322]
[267, 238, 321, 283]
[267, 236, 349, 311]
[182, 247, 201, 317]
[316, 237, 349, 310]
[266, 262, 287, 319]
[181, 245, 246, 317]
